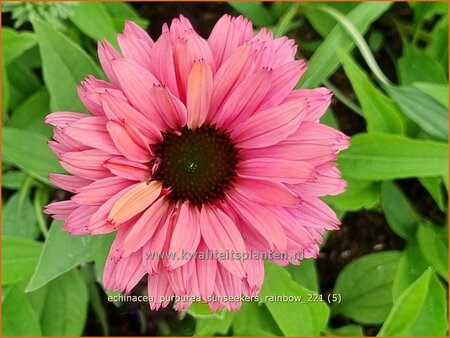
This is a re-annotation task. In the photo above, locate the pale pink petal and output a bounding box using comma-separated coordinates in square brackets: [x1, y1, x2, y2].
[233, 176, 300, 207]
[208, 14, 253, 66]
[148, 270, 173, 310]
[167, 202, 201, 270]
[59, 149, 112, 180]
[63, 116, 120, 155]
[103, 157, 151, 181]
[196, 241, 217, 301]
[63, 205, 97, 235]
[49, 174, 92, 193]
[98, 40, 121, 85]
[200, 205, 246, 278]
[214, 264, 242, 311]
[44, 200, 78, 220]
[284, 88, 332, 122]
[145, 86, 187, 130]
[77, 75, 118, 116]
[118, 21, 153, 70]
[242, 258, 264, 297]
[230, 99, 308, 148]
[186, 60, 213, 129]
[108, 181, 162, 225]
[45, 112, 86, 128]
[238, 158, 316, 184]
[72, 176, 132, 205]
[167, 259, 195, 295]
[106, 121, 151, 163]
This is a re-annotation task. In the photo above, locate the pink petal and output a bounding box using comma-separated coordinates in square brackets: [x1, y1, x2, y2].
[108, 181, 162, 225]
[118, 21, 153, 70]
[63, 116, 120, 155]
[106, 121, 151, 163]
[238, 158, 316, 184]
[145, 86, 187, 130]
[63, 205, 97, 235]
[44, 200, 78, 220]
[103, 157, 151, 181]
[233, 176, 300, 207]
[214, 264, 242, 311]
[196, 241, 217, 300]
[284, 88, 332, 122]
[227, 192, 287, 251]
[148, 270, 173, 310]
[167, 202, 201, 270]
[167, 260, 195, 295]
[186, 60, 213, 129]
[45, 112, 86, 128]
[98, 40, 121, 85]
[49, 174, 92, 193]
[207, 14, 253, 66]
[72, 176, 132, 205]
[230, 99, 307, 148]
[100, 91, 162, 143]
[78, 76, 124, 116]
[200, 205, 246, 278]
[243, 258, 264, 297]
[60, 149, 112, 180]
[213, 69, 271, 130]
[122, 197, 169, 256]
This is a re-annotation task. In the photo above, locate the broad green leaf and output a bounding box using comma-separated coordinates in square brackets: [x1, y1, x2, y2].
[7, 60, 41, 111]
[305, 2, 358, 35]
[325, 179, 380, 211]
[70, 2, 119, 48]
[33, 20, 102, 112]
[2, 59, 9, 118]
[286, 258, 319, 292]
[2, 236, 43, 285]
[427, 14, 448, 71]
[195, 310, 234, 336]
[232, 302, 282, 336]
[339, 52, 404, 134]
[228, 2, 276, 26]
[187, 302, 224, 319]
[2, 127, 64, 184]
[418, 176, 446, 211]
[338, 133, 448, 180]
[385, 85, 448, 140]
[398, 43, 447, 85]
[413, 82, 449, 108]
[381, 181, 418, 240]
[14, 44, 42, 69]
[326, 324, 364, 336]
[38, 270, 89, 336]
[8, 88, 52, 137]
[299, 2, 392, 87]
[2, 171, 42, 190]
[260, 262, 329, 336]
[378, 269, 447, 336]
[2, 283, 42, 336]
[392, 241, 431, 301]
[2, 27, 37, 65]
[332, 251, 401, 324]
[2, 192, 39, 239]
[416, 221, 448, 281]
[26, 221, 102, 292]
[103, 2, 149, 30]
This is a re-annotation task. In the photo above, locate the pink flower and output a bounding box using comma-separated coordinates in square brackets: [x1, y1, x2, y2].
[45, 14, 349, 312]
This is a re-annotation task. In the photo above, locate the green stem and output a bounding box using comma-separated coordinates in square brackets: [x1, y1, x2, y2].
[33, 189, 49, 238]
[274, 2, 301, 37]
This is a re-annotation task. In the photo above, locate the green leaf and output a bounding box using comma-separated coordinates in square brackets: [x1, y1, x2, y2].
[2, 127, 64, 184]
[26, 221, 102, 292]
[339, 52, 404, 134]
[286, 258, 319, 292]
[305, 2, 358, 36]
[2, 27, 37, 65]
[38, 270, 89, 336]
[416, 221, 448, 281]
[332, 251, 401, 324]
[338, 133, 449, 180]
[194, 310, 234, 336]
[2, 283, 42, 336]
[260, 262, 329, 336]
[2, 171, 41, 190]
[7, 60, 41, 111]
[2, 192, 39, 239]
[392, 241, 431, 301]
[413, 82, 449, 109]
[378, 268, 447, 336]
[418, 176, 446, 211]
[398, 43, 447, 85]
[8, 88, 52, 137]
[385, 85, 448, 141]
[232, 302, 282, 336]
[32, 19, 102, 112]
[228, 2, 276, 26]
[299, 2, 392, 87]
[325, 179, 380, 211]
[2, 59, 9, 118]
[103, 2, 149, 30]
[2, 236, 43, 285]
[381, 181, 418, 240]
[427, 14, 448, 71]
[326, 324, 364, 336]
[70, 2, 119, 48]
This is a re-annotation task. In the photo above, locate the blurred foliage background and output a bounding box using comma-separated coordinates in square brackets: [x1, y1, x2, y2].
[1, 1, 448, 336]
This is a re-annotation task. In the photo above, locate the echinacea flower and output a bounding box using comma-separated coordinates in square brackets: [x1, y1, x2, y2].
[45, 14, 349, 312]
